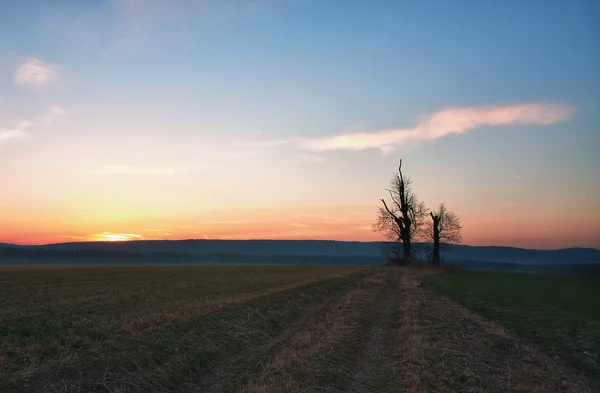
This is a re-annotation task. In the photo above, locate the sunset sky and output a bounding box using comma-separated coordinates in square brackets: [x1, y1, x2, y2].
[1, 0, 599, 249]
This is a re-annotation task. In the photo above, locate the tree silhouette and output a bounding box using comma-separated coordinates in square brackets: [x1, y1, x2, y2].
[428, 203, 462, 265]
[374, 159, 426, 264]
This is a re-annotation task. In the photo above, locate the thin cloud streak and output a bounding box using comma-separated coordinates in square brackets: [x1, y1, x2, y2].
[14, 58, 56, 86]
[301, 103, 574, 153]
[0, 121, 33, 142]
[85, 165, 194, 176]
[288, 223, 312, 228]
[248, 102, 574, 154]
[46, 106, 67, 123]
[211, 220, 258, 224]
[295, 154, 327, 164]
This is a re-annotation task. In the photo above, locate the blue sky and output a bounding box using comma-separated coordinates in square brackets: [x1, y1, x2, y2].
[0, 0, 599, 247]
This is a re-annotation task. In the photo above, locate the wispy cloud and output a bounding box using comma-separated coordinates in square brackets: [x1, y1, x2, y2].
[85, 165, 194, 176]
[247, 102, 574, 154]
[46, 106, 67, 123]
[14, 58, 57, 86]
[348, 211, 365, 215]
[302, 213, 345, 222]
[295, 154, 327, 164]
[288, 222, 312, 228]
[58, 235, 84, 240]
[513, 175, 523, 181]
[233, 138, 298, 149]
[301, 103, 573, 154]
[211, 220, 257, 224]
[0, 121, 33, 142]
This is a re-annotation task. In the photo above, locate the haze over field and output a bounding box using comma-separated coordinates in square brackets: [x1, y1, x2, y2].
[1, 0, 599, 248]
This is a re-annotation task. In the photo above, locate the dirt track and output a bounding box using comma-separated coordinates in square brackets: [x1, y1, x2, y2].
[235, 268, 595, 393]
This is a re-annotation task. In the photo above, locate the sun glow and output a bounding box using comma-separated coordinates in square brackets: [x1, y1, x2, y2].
[93, 232, 143, 242]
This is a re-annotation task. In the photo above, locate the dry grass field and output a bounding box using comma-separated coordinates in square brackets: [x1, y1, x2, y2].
[0, 266, 597, 392]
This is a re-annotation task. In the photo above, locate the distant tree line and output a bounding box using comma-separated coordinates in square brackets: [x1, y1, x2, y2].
[374, 159, 462, 266]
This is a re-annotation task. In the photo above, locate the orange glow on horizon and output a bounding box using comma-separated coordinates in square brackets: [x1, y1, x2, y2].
[92, 232, 143, 242]
[1, 205, 599, 249]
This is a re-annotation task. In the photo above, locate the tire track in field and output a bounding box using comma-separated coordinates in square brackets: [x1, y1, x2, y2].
[5, 271, 369, 393]
[339, 269, 403, 393]
[238, 269, 399, 393]
[190, 284, 357, 393]
[181, 270, 375, 393]
[115, 268, 366, 334]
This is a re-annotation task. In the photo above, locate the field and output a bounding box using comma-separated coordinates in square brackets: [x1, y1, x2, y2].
[0, 266, 598, 392]
[424, 271, 600, 384]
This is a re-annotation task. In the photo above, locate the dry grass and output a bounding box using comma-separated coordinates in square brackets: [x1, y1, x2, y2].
[395, 272, 431, 393]
[241, 273, 385, 393]
[113, 275, 355, 335]
[0, 266, 364, 392]
[4, 265, 595, 392]
[0, 355, 5, 379]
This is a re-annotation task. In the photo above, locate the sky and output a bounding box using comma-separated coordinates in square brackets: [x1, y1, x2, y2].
[1, 0, 599, 249]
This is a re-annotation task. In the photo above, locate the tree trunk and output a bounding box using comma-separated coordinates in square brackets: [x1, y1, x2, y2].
[402, 217, 412, 264]
[403, 237, 412, 264]
[430, 212, 441, 266]
[432, 225, 440, 265]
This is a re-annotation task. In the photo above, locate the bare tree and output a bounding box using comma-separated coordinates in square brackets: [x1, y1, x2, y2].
[374, 159, 427, 264]
[428, 203, 462, 265]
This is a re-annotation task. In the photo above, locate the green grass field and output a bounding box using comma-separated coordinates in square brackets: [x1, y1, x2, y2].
[424, 271, 600, 383]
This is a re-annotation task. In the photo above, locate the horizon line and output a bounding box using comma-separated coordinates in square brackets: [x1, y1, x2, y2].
[1, 239, 598, 252]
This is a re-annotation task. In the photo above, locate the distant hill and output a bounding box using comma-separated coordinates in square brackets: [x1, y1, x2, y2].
[2, 240, 599, 267]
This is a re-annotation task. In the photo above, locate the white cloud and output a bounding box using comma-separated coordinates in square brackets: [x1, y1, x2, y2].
[14, 58, 57, 86]
[513, 175, 523, 181]
[46, 106, 67, 123]
[85, 165, 193, 176]
[0, 121, 33, 142]
[248, 102, 574, 154]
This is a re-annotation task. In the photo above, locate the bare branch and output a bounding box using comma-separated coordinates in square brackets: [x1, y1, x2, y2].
[380, 198, 398, 221]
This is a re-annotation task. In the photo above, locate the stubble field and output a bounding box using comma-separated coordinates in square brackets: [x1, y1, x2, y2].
[0, 265, 598, 392]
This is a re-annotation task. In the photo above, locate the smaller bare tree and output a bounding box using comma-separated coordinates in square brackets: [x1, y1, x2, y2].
[428, 203, 462, 265]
